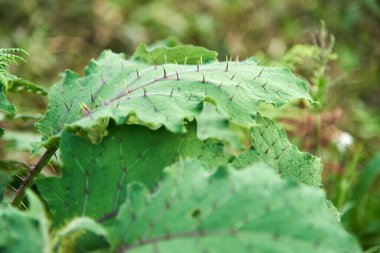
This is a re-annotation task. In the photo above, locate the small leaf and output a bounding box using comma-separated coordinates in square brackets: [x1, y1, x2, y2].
[131, 43, 218, 64]
[108, 160, 361, 253]
[7, 78, 47, 96]
[0, 90, 15, 114]
[0, 48, 29, 114]
[233, 115, 322, 186]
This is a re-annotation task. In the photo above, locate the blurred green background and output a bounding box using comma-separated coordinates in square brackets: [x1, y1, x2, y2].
[1, 0, 379, 250]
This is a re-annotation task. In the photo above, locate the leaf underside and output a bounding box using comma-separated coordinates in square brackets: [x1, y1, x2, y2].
[233, 115, 322, 186]
[36, 49, 312, 148]
[108, 160, 360, 253]
[37, 122, 231, 228]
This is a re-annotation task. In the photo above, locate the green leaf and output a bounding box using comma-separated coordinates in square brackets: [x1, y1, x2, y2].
[2, 130, 42, 153]
[131, 43, 218, 64]
[0, 191, 50, 253]
[196, 103, 241, 149]
[0, 161, 29, 203]
[108, 160, 361, 253]
[0, 90, 15, 114]
[351, 154, 380, 202]
[233, 115, 322, 186]
[52, 217, 108, 253]
[135, 43, 242, 149]
[0, 127, 3, 137]
[7, 78, 47, 96]
[35, 49, 313, 148]
[0, 172, 10, 203]
[37, 122, 230, 227]
[0, 48, 29, 114]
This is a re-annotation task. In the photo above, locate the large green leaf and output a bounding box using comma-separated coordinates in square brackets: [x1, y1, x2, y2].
[233, 115, 322, 186]
[108, 160, 361, 253]
[0, 191, 49, 253]
[37, 122, 230, 227]
[35, 48, 312, 148]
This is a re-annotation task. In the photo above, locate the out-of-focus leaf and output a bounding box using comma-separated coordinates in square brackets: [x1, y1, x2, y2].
[108, 160, 361, 253]
[0, 191, 50, 253]
[52, 217, 108, 252]
[131, 43, 218, 64]
[352, 155, 380, 202]
[7, 78, 47, 95]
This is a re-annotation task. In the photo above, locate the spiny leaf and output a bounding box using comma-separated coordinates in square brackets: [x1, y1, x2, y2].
[131, 43, 218, 64]
[107, 160, 361, 253]
[0, 161, 30, 203]
[37, 122, 231, 228]
[233, 115, 322, 186]
[36, 49, 313, 148]
[0, 191, 50, 253]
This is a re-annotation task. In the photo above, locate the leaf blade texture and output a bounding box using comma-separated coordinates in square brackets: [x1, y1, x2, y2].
[37, 123, 230, 227]
[0, 191, 49, 253]
[36, 48, 313, 147]
[108, 160, 361, 253]
[233, 115, 322, 186]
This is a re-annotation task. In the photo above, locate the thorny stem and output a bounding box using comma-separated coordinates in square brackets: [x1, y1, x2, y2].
[11, 147, 57, 207]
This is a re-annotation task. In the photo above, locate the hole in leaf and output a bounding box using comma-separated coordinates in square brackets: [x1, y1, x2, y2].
[191, 208, 201, 218]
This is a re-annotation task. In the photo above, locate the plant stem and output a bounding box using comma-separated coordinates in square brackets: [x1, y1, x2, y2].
[11, 147, 57, 207]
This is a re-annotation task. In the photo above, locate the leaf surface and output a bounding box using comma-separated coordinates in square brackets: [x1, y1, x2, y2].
[52, 217, 108, 252]
[37, 123, 230, 227]
[0, 87, 15, 114]
[36, 49, 312, 147]
[0, 191, 49, 253]
[131, 43, 218, 64]
[233, 115, 322, 186]
[108, 160, 361, 253]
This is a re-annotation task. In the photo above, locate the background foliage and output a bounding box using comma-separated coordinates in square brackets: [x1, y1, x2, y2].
[0, 0, 379, 250]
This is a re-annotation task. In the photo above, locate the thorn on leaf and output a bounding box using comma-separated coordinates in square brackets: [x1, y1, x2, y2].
[136, 69, 140, 79]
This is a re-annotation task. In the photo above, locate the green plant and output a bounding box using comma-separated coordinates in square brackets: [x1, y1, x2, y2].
[0, 44, 361, 252]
